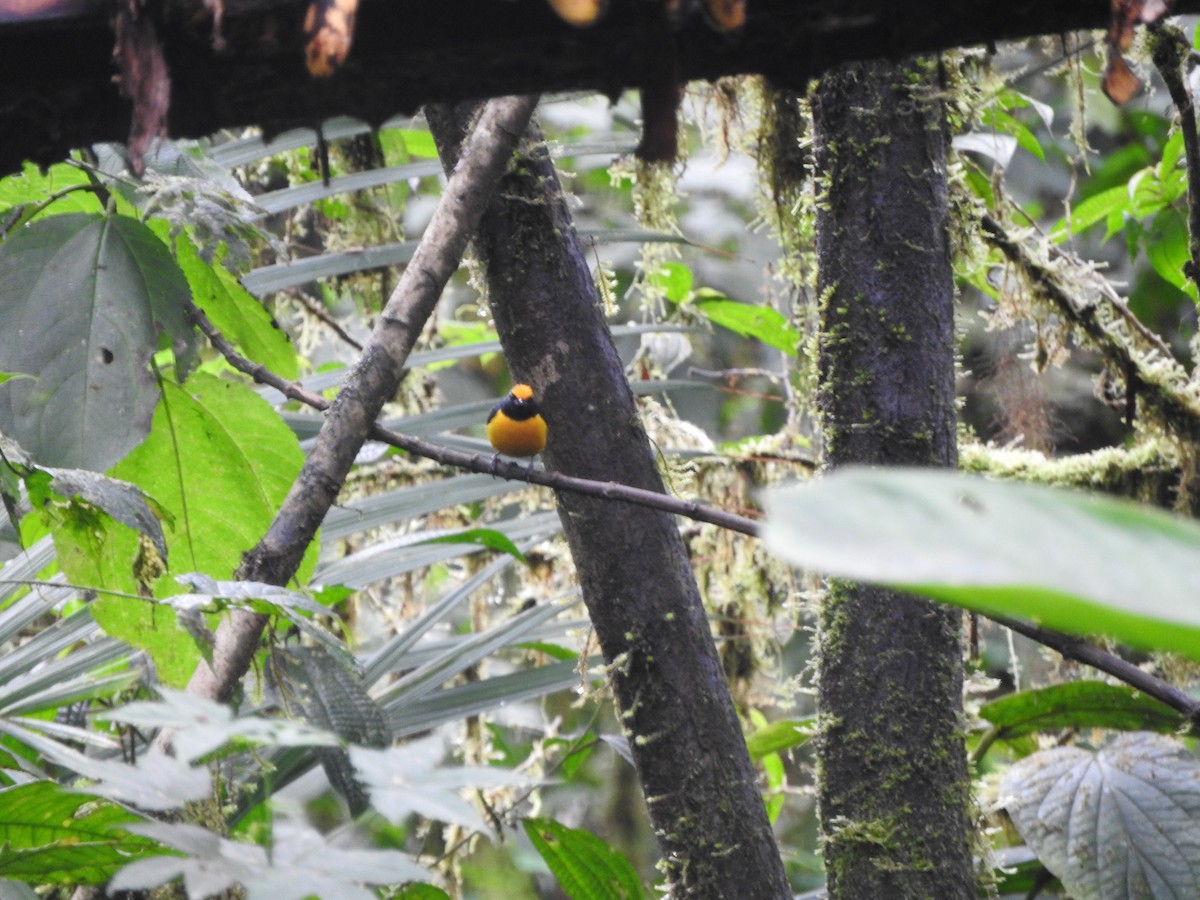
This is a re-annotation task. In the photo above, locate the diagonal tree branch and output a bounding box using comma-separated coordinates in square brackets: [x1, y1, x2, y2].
[177, 94, 539, 706]
[990, 614, 1200, 728]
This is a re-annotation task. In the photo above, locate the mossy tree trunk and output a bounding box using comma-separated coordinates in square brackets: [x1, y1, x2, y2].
[426, 102, 791, 898]
[809, 59, 975, 897]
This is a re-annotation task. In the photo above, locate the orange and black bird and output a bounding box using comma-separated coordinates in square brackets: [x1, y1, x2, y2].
[486, 384, 547, 472]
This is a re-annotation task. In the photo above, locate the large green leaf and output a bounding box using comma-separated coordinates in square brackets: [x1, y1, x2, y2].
[174, 235, 298, 379]
[523, 818, 644, 900]
[0, 213, 197, 471]
[0, 161, 104, 218]
[744, 718, 815, 760]
[0, 781, 162, 885]
[979, 681, 1183, 742]
[692, 290, 799, 356]
[70, 373, 309, 685]
[762, 468, 1200, 658]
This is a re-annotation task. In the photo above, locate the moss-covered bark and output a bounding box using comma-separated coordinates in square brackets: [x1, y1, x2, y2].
[426, 102, 790, 898]
[809, 59, 975, 897]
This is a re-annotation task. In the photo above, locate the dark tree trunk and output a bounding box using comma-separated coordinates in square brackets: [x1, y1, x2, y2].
[810, 59, 974, 897]
[426, 103, 791, 898]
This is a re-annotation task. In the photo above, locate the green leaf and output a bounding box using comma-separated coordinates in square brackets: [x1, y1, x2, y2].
[996, 88, 1054, 131]
[420, 529, 527, 562]
[692, 291, 799, 356]
[78, 373, 309, 685]
[1128, 168, 1181, 220]
[0, 781, 164, 885]
[0, 213, 198, 471]
[648, 261, 693, 303]
[376, 128, 441, 165]
[761, 751, 786, 823]
[745, 718, 815, 760]
[2, 431, 167, 557]
[762, 468, 1200, 659]
[397, 129, 439, 159]
[1160, 129, 1185, 180]
[1145, 209, 1190, 289]
[1001, 733, 1200, 899]
[0, 373, 32, 386]
[983, 109, 1045, 161]
[961, 166, 995, 206]
[46, 467, 169, 559]
[979, 682, 1183, 740]
[517, 641, 579, 662]
[0, 163, 103, 218]
[393, 885, 451, 900]
[175, 235, 298, 379]
[523, 818, 645, 900]
[1051, 184, 1129, 242]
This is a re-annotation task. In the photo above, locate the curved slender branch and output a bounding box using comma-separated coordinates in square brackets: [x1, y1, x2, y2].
[185, 300, 773, 537]
[189, 298, 1200, 734]
[990, 614, 1200, 728]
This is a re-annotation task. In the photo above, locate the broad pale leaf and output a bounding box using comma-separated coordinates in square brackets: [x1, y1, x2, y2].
[952, 132, 1018, 168]
[111, 821, 427, 900]
[0, 213, 196, 470]
[96, 688, 340, 764]
[762, 468, 1200, 658]
[1000, 733, 1200, 899]
[81, 752, 212, 812]
[351, 735, 533, 830]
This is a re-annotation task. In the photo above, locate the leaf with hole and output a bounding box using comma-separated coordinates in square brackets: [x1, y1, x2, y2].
[0, 213, 198, 470]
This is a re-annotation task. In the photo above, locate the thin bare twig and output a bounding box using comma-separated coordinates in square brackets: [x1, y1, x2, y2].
[185, 300, 770, 537]
[190, 298, 1199, 734]
[290, 291, 364, 350]
[991, 614, 1200, 727]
